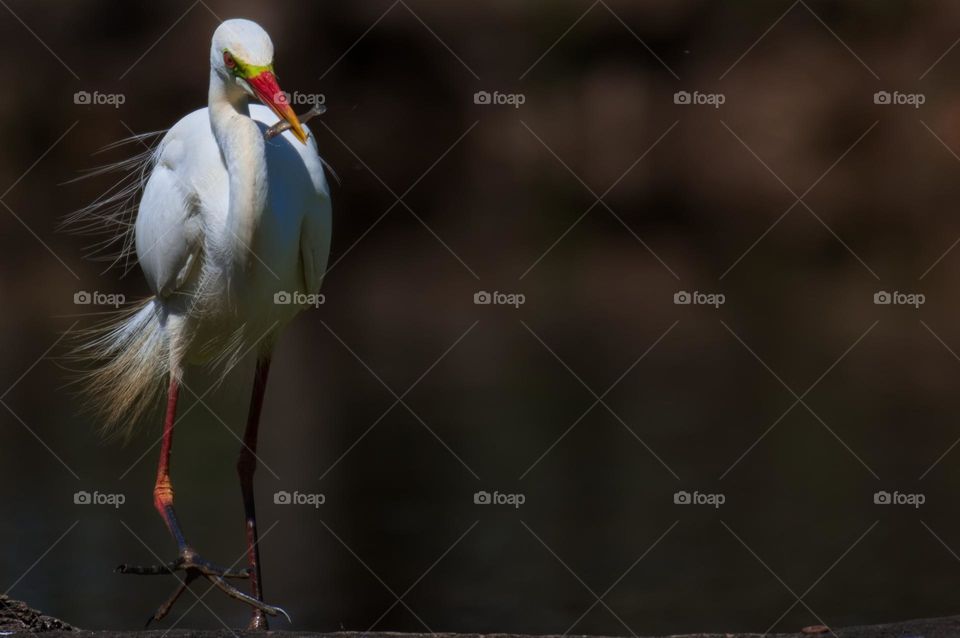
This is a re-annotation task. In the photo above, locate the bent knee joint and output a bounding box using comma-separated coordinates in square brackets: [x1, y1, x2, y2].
[153, 477, 174, 510]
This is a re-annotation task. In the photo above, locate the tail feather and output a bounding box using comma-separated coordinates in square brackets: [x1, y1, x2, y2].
[71, 298, 169, 439]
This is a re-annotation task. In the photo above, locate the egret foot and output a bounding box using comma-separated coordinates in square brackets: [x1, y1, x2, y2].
[116, 548, 290, 626]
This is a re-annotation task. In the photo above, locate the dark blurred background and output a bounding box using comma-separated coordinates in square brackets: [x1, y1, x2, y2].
[5, 0, 960, 634]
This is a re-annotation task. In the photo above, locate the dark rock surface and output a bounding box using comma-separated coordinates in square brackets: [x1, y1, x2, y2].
[0, 596, 74, 633]
[3, 597, 960, 637]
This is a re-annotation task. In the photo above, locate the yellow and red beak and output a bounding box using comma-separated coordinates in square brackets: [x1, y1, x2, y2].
[247, 70, 308, 144]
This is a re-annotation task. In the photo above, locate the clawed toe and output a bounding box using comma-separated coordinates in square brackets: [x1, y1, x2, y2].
[119, 549, 286, 625]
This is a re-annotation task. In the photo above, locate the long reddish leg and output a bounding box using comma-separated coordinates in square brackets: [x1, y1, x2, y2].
[155, 376, 188, 549]
[118, 370, 289, 626]
[238, 357, 271, 630]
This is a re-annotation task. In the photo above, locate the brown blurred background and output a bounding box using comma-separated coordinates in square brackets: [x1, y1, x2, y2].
[5, 0, 960, 634]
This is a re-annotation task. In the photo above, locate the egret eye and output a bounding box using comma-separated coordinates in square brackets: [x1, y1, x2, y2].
[223, 51, 237, 70]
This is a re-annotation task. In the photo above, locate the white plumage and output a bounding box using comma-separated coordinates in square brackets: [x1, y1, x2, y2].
[71, 19, 332, 627]
[77, 19, 331, 430]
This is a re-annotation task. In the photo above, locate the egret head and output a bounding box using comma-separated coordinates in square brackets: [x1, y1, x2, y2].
[211, 18, 308, 144]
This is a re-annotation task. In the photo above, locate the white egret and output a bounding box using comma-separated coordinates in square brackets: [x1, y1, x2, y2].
[74, 18, 331, 629]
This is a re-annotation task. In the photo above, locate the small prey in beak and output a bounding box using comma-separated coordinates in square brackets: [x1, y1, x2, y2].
[264, 104, 326, 141]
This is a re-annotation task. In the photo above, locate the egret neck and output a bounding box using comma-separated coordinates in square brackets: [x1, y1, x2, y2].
[208, 67, 268, 277]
